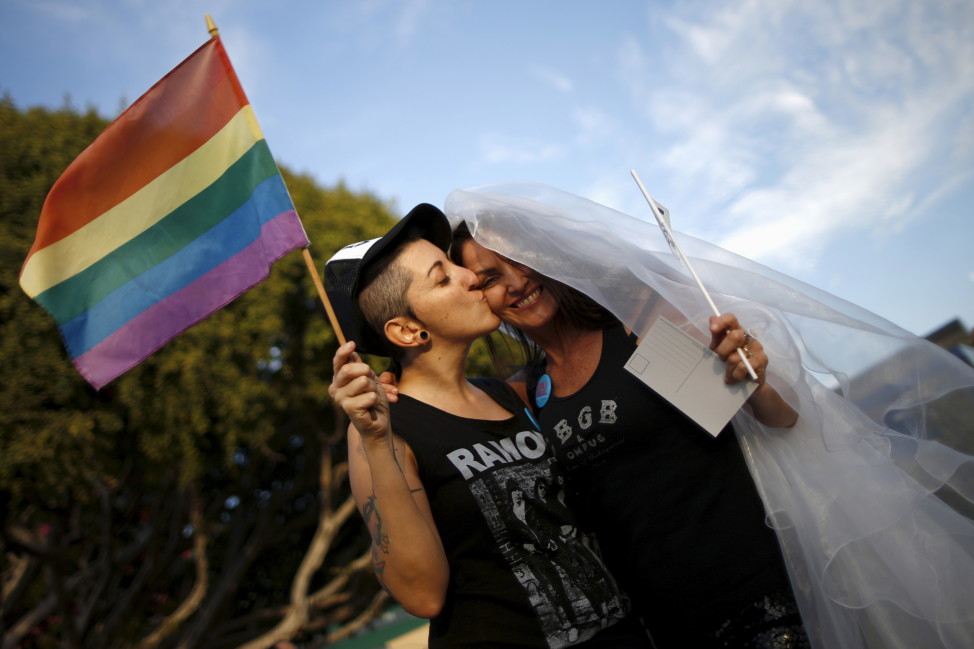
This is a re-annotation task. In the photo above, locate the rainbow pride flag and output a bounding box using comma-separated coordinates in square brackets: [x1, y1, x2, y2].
[19, 36, 309, 390]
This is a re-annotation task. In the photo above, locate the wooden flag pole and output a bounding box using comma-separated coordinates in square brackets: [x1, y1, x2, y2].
[302, 248, 348, 346]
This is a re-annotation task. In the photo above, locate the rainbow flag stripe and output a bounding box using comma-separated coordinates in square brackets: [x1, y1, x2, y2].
[20, 37, 308, 389]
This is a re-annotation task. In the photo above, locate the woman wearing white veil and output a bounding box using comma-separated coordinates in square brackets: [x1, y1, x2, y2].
[445, 182, 974, 649]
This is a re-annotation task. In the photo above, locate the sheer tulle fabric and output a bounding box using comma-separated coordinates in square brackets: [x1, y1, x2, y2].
[445, 182, 974, 649]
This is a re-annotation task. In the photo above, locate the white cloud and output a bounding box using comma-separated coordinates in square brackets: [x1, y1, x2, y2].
[571, 107, 614, 146]
[345, 0, 434, 48]
[582, 176, 632, 216]
[718, 109, 929, 268]
[479, 134, 566, 164]
[20, 0, 95, 22]
[619, 0, 974, 274]
[736, 87, 830, 137]
[393, 0, 433, 43]
[531, 65, 573, 93]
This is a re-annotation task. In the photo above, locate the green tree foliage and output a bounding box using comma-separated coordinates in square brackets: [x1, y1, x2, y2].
[0, 97, 401, 648]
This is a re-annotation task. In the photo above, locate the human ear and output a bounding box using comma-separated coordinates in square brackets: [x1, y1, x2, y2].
[384, 317, 428, 349]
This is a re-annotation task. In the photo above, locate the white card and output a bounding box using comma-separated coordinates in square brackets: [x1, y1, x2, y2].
[624, 316, 756, 436]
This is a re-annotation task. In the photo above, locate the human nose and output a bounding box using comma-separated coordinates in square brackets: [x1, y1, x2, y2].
[502, 266, 528, 295]
[458, 265, 481, 290]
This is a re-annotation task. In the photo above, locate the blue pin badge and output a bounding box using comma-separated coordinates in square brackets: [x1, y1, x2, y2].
[535, 373, 552, 409]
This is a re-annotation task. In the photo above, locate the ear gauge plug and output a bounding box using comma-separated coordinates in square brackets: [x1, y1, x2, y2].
[419, 330, 430, 341]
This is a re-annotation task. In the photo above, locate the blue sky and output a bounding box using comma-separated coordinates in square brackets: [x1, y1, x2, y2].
[2, 0, 972, 338]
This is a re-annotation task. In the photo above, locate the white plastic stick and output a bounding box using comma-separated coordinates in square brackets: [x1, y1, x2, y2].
[630, 169, 758, 381]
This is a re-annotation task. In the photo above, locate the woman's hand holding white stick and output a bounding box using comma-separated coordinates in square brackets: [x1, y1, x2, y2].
[631, 169, 758, 380]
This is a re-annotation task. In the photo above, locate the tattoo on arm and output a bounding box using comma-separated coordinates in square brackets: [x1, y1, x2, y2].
[362, 495, 391, 578]
[388, 441, 424, 494]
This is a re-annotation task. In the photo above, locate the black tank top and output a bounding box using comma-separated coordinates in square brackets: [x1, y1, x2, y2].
[527, 326, 790, 640]
[390, 377, 649, 649]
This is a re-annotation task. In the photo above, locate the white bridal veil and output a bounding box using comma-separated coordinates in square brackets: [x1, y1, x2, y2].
[445, 182, 974, 649]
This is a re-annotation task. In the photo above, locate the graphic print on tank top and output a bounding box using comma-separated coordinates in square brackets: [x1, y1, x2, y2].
[464, 455, 628, 646]
[397, 378, 631, 649]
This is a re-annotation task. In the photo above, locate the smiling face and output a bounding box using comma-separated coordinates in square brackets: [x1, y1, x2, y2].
[398, 239, 501, 344]
[458, 238, 561, 335]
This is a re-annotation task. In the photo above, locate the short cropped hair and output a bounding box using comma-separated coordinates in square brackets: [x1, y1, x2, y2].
[357, 232, 423, 359]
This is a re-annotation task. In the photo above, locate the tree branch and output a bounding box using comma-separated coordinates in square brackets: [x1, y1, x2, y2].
[139, 488, 209, 649]
[230, 491, 360, 649]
